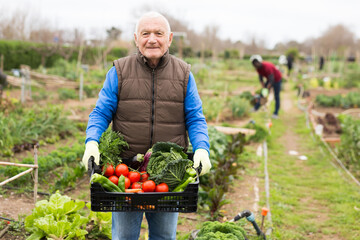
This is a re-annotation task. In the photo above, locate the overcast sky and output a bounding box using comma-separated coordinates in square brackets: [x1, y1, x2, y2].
[1, 0, 359, 48]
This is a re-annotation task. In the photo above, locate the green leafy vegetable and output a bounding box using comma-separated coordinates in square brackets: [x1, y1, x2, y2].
[25, 191, 87, 240]
[99, 128, 128, 166]
[147, 142, 191, 190]
[147, 143, 187, 177]
[152, 141, 184, 153]
[196, 221, 246, 240]
[86, 203, 112, 239]
[245, 122, 268, 143]
[150, 158, 193, 191]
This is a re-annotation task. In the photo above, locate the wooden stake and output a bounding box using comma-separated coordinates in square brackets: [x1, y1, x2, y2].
[0, 225, 10, 238]
[34, 145, 38, 203]
[76, 40, 84, 76]
[0, 168, 34, 186]
[0, 54, 3, 72]
[0, 162, 37, 168]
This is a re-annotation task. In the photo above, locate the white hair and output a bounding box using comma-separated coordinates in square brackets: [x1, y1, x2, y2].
[135, 11, 171, 37]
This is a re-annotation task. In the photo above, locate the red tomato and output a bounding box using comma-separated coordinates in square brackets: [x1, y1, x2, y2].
[124, 177, 131, 189]
[108, 175, 119, 185]
[142, 180, 156, 192]
[140, 171, 150, 182]
[128, 171, 141, 183]
[131, 182, 142, 189]
[102, 164, 114, 177]
[115, 164, 129, 177]
[155, 183, 169, 192]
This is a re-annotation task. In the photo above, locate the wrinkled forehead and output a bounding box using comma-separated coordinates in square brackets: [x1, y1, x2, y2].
[137, 17, 169, 34]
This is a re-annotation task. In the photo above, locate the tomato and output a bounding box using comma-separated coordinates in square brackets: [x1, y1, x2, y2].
[128, 171, 141, 183]
[108, 175, 119, 185]
[115, 164, 129, 177]
[102, 164, 114, 177]
[142, 180, 156, 192]
[131, 182, 142, 189]
[140, 171, 150, 182]
[124, 177, 131, 189]
[155, 183, 169, 192]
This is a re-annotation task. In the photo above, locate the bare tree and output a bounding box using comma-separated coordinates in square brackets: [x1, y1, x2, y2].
[106, 27, 122, 41]
[316, 24, 355, 56]
[0, 8, 30, 40]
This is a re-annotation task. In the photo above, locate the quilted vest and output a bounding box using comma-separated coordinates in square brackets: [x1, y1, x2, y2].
[112, 50, 190, 158]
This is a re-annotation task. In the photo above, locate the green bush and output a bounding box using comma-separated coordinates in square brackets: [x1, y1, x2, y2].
[316, 92, 360, 108]
[223, 49, 240, 59]
[46, 59, 78, 80]
[201, 96, 225, 121]
[245, 122, 268, 142]
[106, 47, 128, 62]
[84, 83, 101, 98]
[343, 71, 360, 88]
[58, 88, 78, 100]
[228, 96, 251, 118]
[0, 40, 43, 70]
[338, 115, 360, 178]
[0, 105, 77, 156]
[0, 40, 129, 70]
[31, 89, 48, 101]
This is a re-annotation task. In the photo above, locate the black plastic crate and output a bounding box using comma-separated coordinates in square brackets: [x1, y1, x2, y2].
[90, 177, 199, 212]
[90, 153, 199, 212]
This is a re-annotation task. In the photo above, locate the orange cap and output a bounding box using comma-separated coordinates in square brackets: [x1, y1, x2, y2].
[261, 207, 269, 216]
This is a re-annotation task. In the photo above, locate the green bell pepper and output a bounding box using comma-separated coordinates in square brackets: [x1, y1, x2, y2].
[118, 175, 125, 192]
[90, 173, 121, 192]
[172, 177, 196, 192]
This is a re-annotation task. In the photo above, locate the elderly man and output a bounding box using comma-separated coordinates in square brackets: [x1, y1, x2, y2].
[250, 55, 282, 119]
[82, 12, 210, 240]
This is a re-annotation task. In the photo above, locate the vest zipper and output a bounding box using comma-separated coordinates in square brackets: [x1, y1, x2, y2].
[149, 68, 155, 148]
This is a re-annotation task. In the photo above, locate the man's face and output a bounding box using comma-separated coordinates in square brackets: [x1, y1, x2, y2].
[252, 60, 262, 70]
[134, 17, 173, 62]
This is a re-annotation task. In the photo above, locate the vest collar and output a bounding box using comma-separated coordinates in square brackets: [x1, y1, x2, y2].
[136, 49, 170, 70]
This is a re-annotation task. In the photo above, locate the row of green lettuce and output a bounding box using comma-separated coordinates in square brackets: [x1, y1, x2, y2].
[0, 104, 80, 157]
[316, 91, 360, 108]
[23, 191, 112, 240]
[338, 115, 360, 179]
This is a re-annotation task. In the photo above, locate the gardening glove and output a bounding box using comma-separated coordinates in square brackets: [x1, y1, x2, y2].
[261, 88, 269, 98]
[81, 141, 100, 171]
[193, 149, 211, 176]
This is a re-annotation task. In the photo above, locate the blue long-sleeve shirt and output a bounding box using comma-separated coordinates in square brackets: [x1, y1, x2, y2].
[86, 66, 210, 154]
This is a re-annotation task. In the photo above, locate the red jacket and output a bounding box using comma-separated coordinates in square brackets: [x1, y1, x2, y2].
[256, 61, 282, 82]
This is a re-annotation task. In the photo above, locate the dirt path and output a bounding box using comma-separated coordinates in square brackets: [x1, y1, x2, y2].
[278, 90, 335, 239]
[266, 85, 360, 239]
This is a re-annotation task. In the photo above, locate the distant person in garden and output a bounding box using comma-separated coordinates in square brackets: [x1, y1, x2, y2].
[250, 55, 282, 119]
[319, 56, 325, 71]
[286, 53, 294, 76]
[81, 11, 210, 240]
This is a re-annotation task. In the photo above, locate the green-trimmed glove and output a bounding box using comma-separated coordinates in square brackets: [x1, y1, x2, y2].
[261, 88, 269, 97]
[193, 149, 211, 176]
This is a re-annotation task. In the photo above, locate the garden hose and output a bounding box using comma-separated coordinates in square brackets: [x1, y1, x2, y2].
[230, 210, 266, 240]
